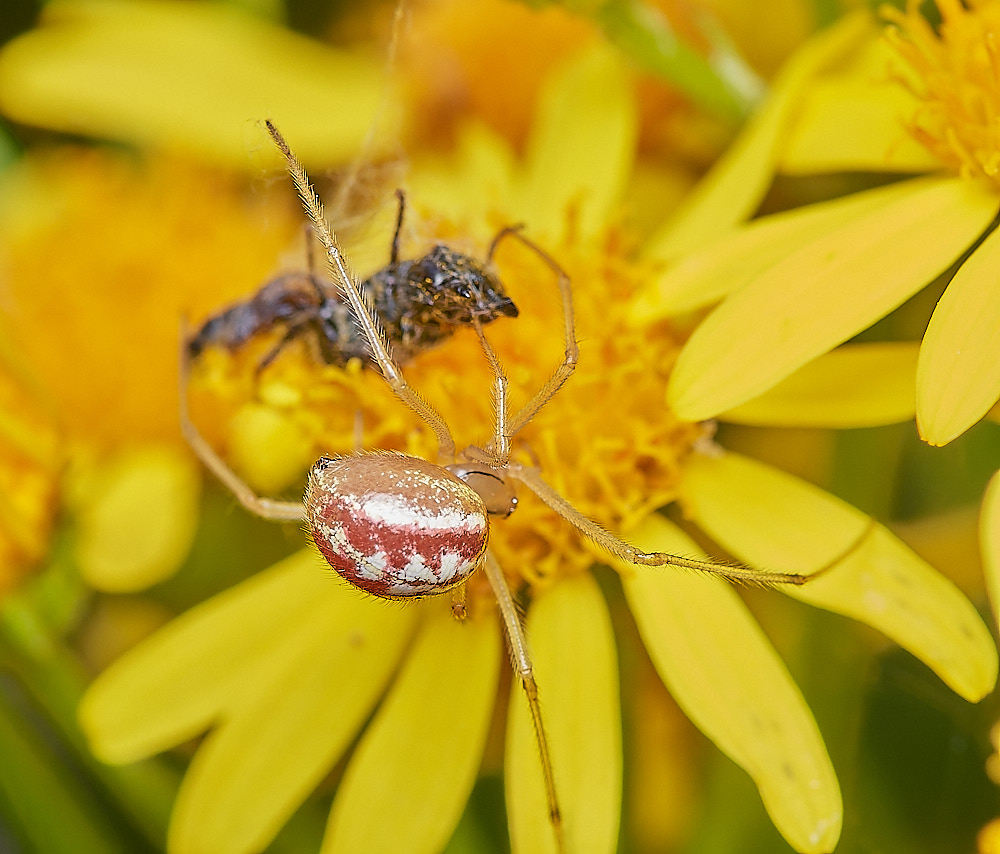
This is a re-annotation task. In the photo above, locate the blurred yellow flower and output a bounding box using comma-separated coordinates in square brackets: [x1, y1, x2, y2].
[982, 817, 1000, 854]
[75, 29, 998, 854]
[0, 0, 392, 168]
[0, 364, 60, 590]
[0, 0, 409, 594]
[0, 146, 306, 590]
[398, 0, 597, 152]
[636, 3, 1000, 446]
[0, 149, 300, 449]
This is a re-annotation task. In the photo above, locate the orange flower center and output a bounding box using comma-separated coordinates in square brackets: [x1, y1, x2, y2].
[884, 0, 1000, 185]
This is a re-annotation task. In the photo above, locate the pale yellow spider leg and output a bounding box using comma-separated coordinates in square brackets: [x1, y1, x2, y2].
[266, 121, 458, 462]
[491, 230, 579, 443]
[471, 318, 512, 467]
[508, 463, 815, 586]
[450, 582, 468, 622]
[179, 327, 305, 522]
[482, 551, 565, 854]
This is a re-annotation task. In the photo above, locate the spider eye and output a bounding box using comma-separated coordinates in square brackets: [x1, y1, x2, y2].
[312, 455, 334, 472]
[454, 283, 473, 299]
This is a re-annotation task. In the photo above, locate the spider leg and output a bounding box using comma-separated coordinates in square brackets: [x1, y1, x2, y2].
[489, 230, 578, 445]
[482, 551, 565, 853]
[471, 319, 511, 466]
[179, 325, 305, 522]
[507, 463, 815, 586]
[266, 121, 458, 462]
[450, 582, 468, 621]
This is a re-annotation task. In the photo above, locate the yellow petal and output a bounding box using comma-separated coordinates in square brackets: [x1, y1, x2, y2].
[680, 452, 999, 702]
[409, 120, 518, 237]
[982, 470, 1000, 629]
[168, 583, 418, 854]
[721, 342, 918, 427]
[780, 79, 940, 174]
[520, 43, 637, 238]
[506, 572, 621, 854]
[322, 601, 499, 854]
[777, 33, 937, 174]
[0, 0, 389, 168]
[635, 179, 928, 319]
[621, 515, 841, 854]
[74, 445, 200, 591]
[80, 550, 413, 761]
[917, 226, 1000, 445]
[645, 12, 876, 262]
[668, 177, 999, 421]
[228, 401, 315, 495]
[81, 550, 318, 761]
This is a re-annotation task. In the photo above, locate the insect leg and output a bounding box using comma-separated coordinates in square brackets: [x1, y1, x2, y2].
[254, 314, 335, 375]
[390, 189, 406, 266]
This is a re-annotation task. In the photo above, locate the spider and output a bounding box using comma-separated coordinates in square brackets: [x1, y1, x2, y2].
[187, 189, 519, 375]
[180, 121, 814, 853]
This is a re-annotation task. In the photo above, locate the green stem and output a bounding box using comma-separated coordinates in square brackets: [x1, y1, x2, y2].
[0, 592, 179, 848]
[0, 683, 137, 854]
[593, 0, 763, 120]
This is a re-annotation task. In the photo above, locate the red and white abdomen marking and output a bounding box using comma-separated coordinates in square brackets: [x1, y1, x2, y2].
[305, 452, 489, 598]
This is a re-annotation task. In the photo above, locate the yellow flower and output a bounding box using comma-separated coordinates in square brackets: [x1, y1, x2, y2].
[0, 0, 385, 592]
[397, 0, 596, 151]
[0, 149, 301, 449]
[75, 29, 998, 854]
[0, 364, 61, 590]
[0, 0, 391, 169]
[635, 4, 1000, 446]
[0, 146, 303, 591]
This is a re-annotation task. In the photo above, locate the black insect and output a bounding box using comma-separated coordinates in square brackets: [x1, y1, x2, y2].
[188, 190, 519, 372]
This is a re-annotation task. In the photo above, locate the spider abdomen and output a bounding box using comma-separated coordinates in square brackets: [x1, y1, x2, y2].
[305, 453, 489, 598]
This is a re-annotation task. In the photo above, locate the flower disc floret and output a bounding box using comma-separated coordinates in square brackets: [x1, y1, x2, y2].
[884, 0, 1000, 185]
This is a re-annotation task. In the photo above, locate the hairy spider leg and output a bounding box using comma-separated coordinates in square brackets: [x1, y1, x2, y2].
[179, 325, 305, 522]
[266, 120, 567, 852]
[471, 228, 819, 587]
[266, 121, 458, 462]
[270, 189, 404, 372]
[483, 550, 565, 849]
[485, 229, 579, 452]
